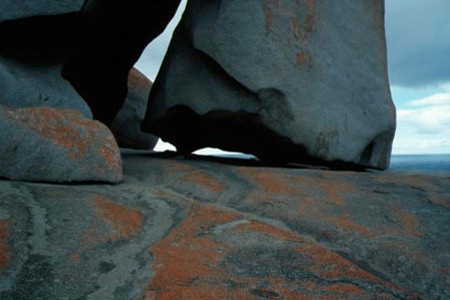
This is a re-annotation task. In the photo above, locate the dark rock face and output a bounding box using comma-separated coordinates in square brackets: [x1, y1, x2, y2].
[0, 1, 90, 117]
[0, 106, 122, 183]
[0, 154, 449, 299]
[111, 68, 158, 150]
[142, 0, 396, 170]
[62, 0, 182, 125]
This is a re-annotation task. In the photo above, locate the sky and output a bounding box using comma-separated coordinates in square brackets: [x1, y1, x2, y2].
[135, 0, 450, 155]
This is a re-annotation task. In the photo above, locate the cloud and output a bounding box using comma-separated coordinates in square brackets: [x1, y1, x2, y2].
[393, 88, 450, 154]
[386, 0, 450, 87]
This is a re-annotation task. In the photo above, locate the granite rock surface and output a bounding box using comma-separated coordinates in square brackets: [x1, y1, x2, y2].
[143, 0, 396, 170]
[0, 153, 448, 299]
[0, 0, 90, 117]
[0, 106, 122, 183]
[111, 68, 158, 150]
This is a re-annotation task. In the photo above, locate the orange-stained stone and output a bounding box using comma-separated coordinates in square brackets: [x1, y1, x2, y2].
[146, 202, 399, 299]
[0, 220, 10, 270]
[233, 221, 305, 243]
[238, 168, 356, 206]
[298, 244, 385, 285]
[70, 194, 144, 262]
[3, 107, 121, 171]
[325, 283, 366, 296]
[428, 193, 450, 208]
[147, 203, 240, 300]
[394, 209, 423, 237]
[128, 68, 152, 92]
[237, 168, 300, 196]
[327, 216, 373, 237]
[94, 195, 144, 239]
[311, 173, 358, 205]
[182, 171, 225, 193]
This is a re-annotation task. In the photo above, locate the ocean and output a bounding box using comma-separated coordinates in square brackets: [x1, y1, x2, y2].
[390, 154, 450, 175]
[193, 152, 450, 175]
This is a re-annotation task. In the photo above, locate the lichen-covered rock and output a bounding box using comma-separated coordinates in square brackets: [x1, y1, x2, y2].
[0, 154, 448, 299]
[110, 68, 158, 150]
[143, 0, 396, 170]
[0, 106, 122, 183]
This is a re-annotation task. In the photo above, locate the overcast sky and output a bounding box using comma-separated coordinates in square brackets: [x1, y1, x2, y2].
[135, 0, 450, 155]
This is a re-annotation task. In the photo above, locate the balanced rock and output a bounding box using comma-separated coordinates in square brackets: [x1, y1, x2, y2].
[0, 106, 122, 183]
[0, 0, 90, 116]
[110, 68, 158, 150]
[142, 0, 396, 169]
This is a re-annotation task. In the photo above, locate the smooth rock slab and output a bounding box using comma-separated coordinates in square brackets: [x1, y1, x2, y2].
[0, 106, 122, 183]
[0, 153, 449, 299]
[143, 0, 396, 170]
[111, 68, 158, 150]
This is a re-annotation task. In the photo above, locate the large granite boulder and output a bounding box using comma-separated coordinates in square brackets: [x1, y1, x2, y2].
[0, 106, 122, 183]
[142, 0, 396, 170]
[62, 0, 182, 125]
[0, 154, 448, 299]
[0, 0, 90, 116]
[111, 68, 158, 150]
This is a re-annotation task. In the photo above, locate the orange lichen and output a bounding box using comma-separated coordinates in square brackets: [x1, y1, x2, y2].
[428, 193, 450, 208]
[4, 107, 121, 171]
[394, 210, 423, 237]
[128, 68, 152, 91]
[237, 168, 300, 196]
[327, 216, 373, 237]
[145, 202, 401, 299]
[0, 220, 10, 270]
[234, 221, 305, 243]
[98, 134, 122, 171]
[325, 283, 366, 296]
[147, 204, 240, 299]
[299, 245, 385, 285]
[94, 195, 144, 239]
[182, 171, 225, 193]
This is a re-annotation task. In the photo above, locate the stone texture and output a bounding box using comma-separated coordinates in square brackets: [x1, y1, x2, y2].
[0, 106, 122, 183]
[0, 0, 83, 21]
[143, 0, 396, 170]
[0, 153, 448, 299]
[0, 0, 91, 117]
[111, 68, 158, 150]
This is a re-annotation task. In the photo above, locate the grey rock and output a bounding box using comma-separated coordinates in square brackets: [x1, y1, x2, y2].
[0, 105, 122, 183]
[142, 0, 396, 169]
[0, 57, 92, 117]
[110, 68, 158, 150]
[0, 0, 83, 21]
[0, 0, 91, 117]
[0, 153, 449, 299]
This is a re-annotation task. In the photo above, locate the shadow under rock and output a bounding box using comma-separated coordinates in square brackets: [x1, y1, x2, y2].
[121, 149, 335, 170]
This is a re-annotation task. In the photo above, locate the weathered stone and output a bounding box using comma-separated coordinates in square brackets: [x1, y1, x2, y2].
[62, 0, 182, 125]
[0, 0, 91, 117]
[110, 68, 158, 150]
[0, 0, 83, 21]
[1, 154, 449, 299]
[142, 0, 396, 170]
[0, 106, 122, 183]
